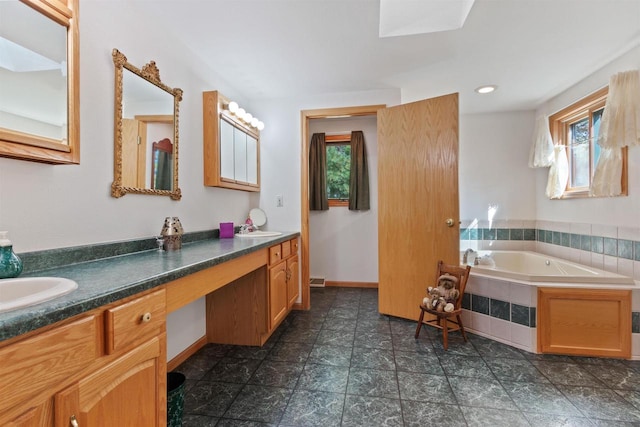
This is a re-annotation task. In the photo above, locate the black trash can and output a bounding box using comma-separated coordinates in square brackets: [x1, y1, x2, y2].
[167, 372, 186, 427]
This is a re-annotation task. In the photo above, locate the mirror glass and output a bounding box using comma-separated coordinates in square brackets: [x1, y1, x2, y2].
[112, 49, 183, 200]
[0, 0, 78, 164]
[0, 1, 66, 140]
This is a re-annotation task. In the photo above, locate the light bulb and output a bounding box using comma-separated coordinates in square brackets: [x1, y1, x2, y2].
[244, 113, 253, 123]
[250, 118, 259, 127]
[257, 121, 265, 131]
[236, 108, 246, 118]
[228, 101, 238, 113]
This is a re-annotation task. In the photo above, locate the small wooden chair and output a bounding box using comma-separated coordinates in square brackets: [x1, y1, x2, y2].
[415, 261, 472, 350]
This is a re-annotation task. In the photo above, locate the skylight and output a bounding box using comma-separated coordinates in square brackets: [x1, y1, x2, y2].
[379, 0, 475, 38]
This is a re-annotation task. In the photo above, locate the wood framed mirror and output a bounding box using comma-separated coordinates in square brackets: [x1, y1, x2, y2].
[0, 0, 79, 164]
[111, 48, 183, 200]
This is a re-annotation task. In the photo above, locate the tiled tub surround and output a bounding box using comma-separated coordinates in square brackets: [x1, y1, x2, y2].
[461, 274, 538, 354]
[459, 219, 640, 282]
[463, 268, 640, 359]
[0, 229, 299, 342]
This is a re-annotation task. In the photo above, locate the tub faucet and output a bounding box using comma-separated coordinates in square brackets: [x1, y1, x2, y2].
[462, 248, 476, 265]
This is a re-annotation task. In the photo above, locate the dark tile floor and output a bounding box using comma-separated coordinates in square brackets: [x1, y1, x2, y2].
[176, 287, 640, 426]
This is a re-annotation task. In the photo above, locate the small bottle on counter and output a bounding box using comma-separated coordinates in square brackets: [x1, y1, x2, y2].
[0, 231, 23, 279]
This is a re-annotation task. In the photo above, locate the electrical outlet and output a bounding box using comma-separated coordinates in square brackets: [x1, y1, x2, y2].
[276, 195, 284, 207]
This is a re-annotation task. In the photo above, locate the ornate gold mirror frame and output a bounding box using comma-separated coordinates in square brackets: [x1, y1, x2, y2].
[111, 48, 183, 200]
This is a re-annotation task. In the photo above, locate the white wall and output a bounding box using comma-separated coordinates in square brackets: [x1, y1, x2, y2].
[459, 111, 537, 224]
[308, 116, 378, 283]
[534, 46, 640, 228]
[253, 89, 401, 233]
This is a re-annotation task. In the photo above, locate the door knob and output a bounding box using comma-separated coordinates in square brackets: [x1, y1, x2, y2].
[445, 218, 455, 227]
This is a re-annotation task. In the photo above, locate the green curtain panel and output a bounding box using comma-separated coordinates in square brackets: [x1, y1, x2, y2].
[349, 130, 370, 210]
[309, 133, 328, 210]
[155, 150, 173, 191]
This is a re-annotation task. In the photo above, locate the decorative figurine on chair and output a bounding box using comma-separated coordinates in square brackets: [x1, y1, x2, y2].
[422, 273, 460, 312]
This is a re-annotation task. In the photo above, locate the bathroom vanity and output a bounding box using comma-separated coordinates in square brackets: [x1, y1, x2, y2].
[0, 233, 299, 426]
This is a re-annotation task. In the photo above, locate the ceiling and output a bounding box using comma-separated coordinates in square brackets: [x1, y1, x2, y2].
[143, 0, 640, 114]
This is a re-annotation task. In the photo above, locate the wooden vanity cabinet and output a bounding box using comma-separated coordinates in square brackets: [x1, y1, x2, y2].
[55, 336, 165, 427]
[0, 289, 167, 427]
[268, 238, 299, 329]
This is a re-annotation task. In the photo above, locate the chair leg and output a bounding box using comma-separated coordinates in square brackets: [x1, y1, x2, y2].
[457, 314, 468, 342]
[415, 308, 425, 338]
[442, 317, 448, 350]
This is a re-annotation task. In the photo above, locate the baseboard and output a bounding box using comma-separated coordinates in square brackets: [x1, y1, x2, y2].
[325, 281, 378, 289]
[292, 302, 304, 310]
[167, 335, 207, 372]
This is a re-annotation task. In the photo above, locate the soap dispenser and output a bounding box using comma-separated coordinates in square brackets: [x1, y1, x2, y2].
[0, 231, 23, 279]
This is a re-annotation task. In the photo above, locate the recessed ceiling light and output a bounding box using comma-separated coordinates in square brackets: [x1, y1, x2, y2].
[475, 85, 497, 94]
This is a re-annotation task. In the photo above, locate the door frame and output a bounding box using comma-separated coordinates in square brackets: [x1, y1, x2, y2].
[299, 104, 385, 310]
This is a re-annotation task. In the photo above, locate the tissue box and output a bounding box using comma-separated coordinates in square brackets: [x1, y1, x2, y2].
[220, 222, 234, 238]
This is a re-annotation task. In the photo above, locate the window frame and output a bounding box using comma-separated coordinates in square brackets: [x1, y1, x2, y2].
[325, 133, 351, 207]
[548, 87, 628, 199]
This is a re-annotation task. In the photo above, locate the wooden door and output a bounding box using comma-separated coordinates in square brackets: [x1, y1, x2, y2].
[121, 118, 146, 188]
[55, 337, 165, 427]
[377, 93, 460, 321]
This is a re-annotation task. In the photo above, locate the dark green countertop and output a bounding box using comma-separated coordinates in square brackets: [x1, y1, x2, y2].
[0, 232, 299, 343]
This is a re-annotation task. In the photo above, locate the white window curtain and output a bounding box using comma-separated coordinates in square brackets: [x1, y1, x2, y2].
[545, 145, 569, 199]
[591, 70, 640, 197]
[529, 115, 554, 168]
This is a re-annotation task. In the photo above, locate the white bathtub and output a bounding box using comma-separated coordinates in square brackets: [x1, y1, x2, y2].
[467, 250, 635, 285]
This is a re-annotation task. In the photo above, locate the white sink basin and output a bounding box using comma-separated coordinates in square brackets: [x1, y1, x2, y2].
[0, 277, 78, 313]
[235, 231, 283, 238]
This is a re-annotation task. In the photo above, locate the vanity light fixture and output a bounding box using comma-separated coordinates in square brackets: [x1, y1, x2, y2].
[475, 85, 497, 94]
[224, 101, 265, 130]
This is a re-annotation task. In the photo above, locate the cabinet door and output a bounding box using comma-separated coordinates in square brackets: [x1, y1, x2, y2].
[246, 134, 258, 185]
[220, 119, 235, 180]
[287, 255, 299, 308]
[55, 336, 165, 427]
[233, 127, 247, 183]
[4, 400, 51, 427]
[269, 263, 288, 330]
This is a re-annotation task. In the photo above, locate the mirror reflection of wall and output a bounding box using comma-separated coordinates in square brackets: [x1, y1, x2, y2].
[0, 0, 67, 141]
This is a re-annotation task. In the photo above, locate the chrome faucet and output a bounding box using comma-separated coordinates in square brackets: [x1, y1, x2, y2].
[462, 248, 476, 264]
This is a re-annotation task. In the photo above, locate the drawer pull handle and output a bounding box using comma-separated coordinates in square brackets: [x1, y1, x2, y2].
[141, 312, 152, 323]
[70, 415, 79, 427]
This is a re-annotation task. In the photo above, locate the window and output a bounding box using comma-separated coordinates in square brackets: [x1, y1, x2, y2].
[325, 134, 351, 207]
[549, 87, 627, 198]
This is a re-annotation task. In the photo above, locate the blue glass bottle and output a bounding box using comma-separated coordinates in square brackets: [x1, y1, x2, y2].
[0, 232, 23, 279]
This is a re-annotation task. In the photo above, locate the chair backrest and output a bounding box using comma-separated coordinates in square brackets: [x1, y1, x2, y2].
[435, 260, 471, 310]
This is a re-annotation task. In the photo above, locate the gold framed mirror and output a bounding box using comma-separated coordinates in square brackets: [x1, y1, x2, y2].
[0, 0, 79, 164]
[111, 48, 183, 200]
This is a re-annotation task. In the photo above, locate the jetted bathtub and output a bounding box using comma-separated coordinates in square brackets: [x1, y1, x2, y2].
[468, 250, 635, 285]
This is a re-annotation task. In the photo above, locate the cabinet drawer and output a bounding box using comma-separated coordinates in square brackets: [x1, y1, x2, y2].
[105, 289, 166, 354]
[0, 315, 100, 416]
[269, 244, 282, 265]
[281, 240, 291, 258]
[290, 238, 299, 254]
